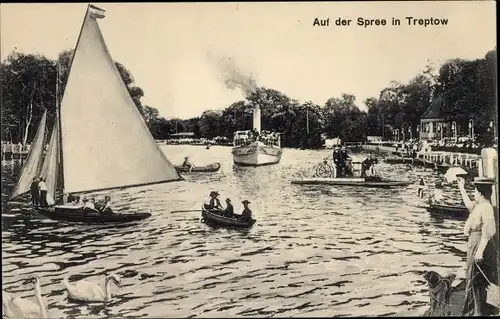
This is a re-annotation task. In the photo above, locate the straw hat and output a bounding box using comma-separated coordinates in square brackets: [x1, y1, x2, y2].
[472, 177, 495, 185]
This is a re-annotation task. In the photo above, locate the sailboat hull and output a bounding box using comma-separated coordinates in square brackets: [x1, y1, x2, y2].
[35, 207, 151, 224]
[232, 144, 283, 167]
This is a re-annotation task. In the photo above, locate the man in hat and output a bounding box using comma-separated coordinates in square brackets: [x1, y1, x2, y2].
[181, 156, 195, 172]
[222, 198, 234, 217]
[30, 177, 40, 206]
[240, 200, 252, 221]
[204, 191, 223, 211]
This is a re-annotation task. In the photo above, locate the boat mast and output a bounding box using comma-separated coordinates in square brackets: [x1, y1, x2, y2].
[56, 5, 91, 202]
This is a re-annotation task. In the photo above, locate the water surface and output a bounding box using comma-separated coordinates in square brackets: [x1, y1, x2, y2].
[2, 145, 468, 317]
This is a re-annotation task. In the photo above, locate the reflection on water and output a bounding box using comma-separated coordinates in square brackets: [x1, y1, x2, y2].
[2, 145, 468, 317]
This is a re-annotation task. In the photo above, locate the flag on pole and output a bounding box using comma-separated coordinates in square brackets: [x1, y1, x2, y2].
[89, 4, 106, 19]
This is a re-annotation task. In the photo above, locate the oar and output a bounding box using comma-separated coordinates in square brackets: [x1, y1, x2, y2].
[171, 209, 202, 213]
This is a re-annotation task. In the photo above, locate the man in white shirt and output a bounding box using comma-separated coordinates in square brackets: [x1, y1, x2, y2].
[38, 178, 48, 208]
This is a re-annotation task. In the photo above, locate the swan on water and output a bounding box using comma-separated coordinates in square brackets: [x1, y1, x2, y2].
[63, 273, 122, 302]
[2, 275, 48, 318]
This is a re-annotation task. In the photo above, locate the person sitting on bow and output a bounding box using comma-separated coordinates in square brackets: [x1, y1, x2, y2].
[240, 200, 253, 222]
[204, 191, 223, 211]
[222, 198, 234, 217]
[182, 156, 195, 172]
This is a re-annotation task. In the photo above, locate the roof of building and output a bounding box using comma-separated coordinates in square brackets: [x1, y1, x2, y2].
[170, 132, 195, 137]
[421, 94, 446, 120]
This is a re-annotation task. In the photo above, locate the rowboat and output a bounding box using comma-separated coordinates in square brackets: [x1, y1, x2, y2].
[175, 162, 221, 173]
[291, 177, 412, 188]
[201, 209, 256, 229]
[36, 206, 151, 224]
[426, 203, 469, 219]
[8, 5, 183, 224]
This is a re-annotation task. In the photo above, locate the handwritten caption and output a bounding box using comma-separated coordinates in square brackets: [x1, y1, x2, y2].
[312, 17, 449, 28]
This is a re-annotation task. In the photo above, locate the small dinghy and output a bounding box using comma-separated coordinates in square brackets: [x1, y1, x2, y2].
[201, 209, 256, 229]
[426, 203, 469, 219]
[36, 206, 151, 224]
[175, 162, 221, 173]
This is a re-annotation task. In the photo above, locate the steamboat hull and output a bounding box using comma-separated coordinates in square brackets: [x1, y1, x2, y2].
[232, 145, 282, 167]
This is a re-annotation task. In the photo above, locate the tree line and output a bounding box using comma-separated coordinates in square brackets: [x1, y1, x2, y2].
[1, 48, 496, 149]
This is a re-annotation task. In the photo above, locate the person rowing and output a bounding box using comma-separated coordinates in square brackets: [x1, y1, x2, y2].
[181, 156, 195, 172]
[204, 191, 223, 211]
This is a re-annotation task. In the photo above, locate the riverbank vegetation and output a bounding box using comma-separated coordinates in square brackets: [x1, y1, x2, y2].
[1, 48, 496, 149]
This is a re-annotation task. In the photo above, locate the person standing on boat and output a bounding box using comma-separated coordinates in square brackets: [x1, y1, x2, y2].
[204, 191, 223, 211]
[38, 177, 48, 208]
[417, 178, 426, 198]
[456, 177, 498, 316]
[222, 198, 234, 217]
[30, 177, 40, 206]
[240, 200, 252, 221]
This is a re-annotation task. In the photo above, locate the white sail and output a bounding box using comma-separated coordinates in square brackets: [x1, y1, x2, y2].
[59, 8, 182, 194]
[39, 121, 60, 201]
[10, 111, 47, 199]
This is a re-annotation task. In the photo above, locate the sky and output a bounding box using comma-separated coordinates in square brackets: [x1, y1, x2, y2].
[1, 2, 496, 119]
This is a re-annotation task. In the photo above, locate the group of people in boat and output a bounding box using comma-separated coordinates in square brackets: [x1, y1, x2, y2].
[330, 147, 377, 178]
[204, 191, 253, 222]
[235, 129, 280, 147]
[65, 194, 113, 214]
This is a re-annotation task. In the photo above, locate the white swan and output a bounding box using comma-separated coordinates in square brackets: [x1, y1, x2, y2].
[63, 273, 122, 302]
[3, 275, 48, 318]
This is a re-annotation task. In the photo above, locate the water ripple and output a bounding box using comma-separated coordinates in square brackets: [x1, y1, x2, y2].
[2, 146, 467, 317]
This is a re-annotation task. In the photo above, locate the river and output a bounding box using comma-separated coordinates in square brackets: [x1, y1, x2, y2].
[2, 145, 469, 318]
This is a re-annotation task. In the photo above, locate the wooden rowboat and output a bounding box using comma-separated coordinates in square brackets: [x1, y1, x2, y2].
[175, 162, 221, 173]
[36, 206, 151, 224]
[291, 177, 412, 188]
[201, 209, 256, 229]
[426, 203, 469, 219]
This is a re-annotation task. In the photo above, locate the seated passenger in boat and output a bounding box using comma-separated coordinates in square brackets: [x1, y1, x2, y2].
[361, 155, 374, 178]
[204, 191, 223, 211]
[222, 198, 234, 217]
[96, 196, 113, 214]
[345, 158, 354, 176]
[240, 200, 253, 221]
[182, 156, 195, 171]
[83, 198, 98, 212]
[73, 195, 83, 207]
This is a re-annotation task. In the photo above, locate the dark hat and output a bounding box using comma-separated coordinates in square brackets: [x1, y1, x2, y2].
[210, 191, 220, 196]
[472, 177, 495, 185]
[225, 198, 231, 202]
[242, 200, 250, 204]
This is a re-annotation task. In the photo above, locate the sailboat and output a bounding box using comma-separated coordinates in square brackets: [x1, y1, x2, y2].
[231, 105, 283, 166]
[10, 4, 183, 223]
